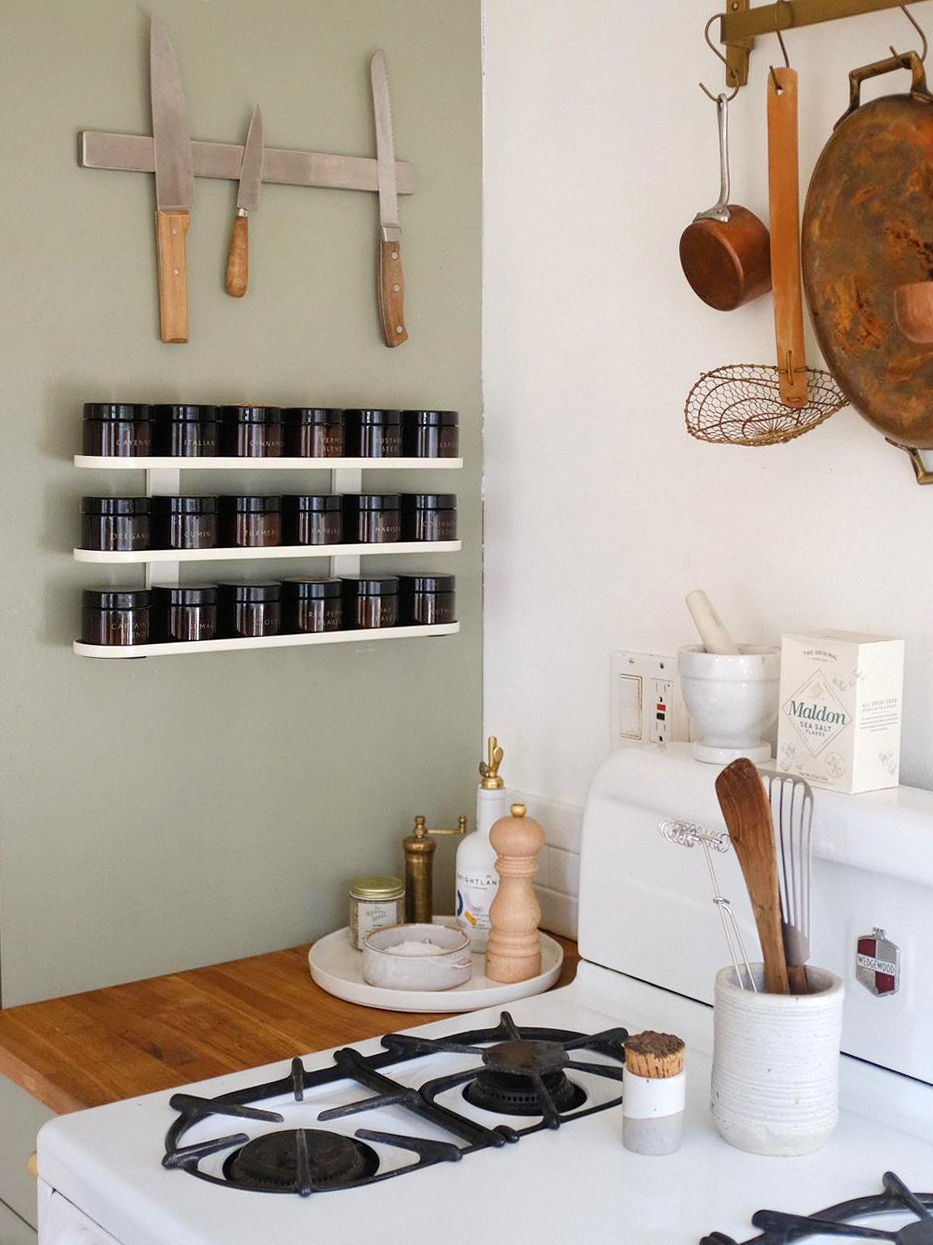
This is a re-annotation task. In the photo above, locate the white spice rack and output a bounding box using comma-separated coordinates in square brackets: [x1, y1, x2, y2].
[72, 454, 463, 656]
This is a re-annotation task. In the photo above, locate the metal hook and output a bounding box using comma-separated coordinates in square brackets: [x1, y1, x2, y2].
[700, 13, 739, 102]
[889, 2, 928, 62]
[770, 0, 792, 92]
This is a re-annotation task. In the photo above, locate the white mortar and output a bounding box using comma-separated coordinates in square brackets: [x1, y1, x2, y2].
[677, 645, 781, 763]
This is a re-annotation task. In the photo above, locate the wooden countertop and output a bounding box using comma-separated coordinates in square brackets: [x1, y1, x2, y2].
[0, 936, 579, 1116]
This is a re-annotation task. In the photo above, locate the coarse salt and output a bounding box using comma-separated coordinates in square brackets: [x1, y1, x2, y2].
[385, 939, 446, 957]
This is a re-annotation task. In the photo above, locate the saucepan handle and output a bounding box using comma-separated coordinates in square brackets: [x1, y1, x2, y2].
[839, 51, 931, 126]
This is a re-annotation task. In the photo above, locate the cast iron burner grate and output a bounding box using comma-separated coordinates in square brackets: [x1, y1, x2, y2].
[701, 1172, 933, 1245]
[161, 1010, 628, 1193]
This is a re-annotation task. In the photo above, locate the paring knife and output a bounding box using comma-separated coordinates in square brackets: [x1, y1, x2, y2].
[225, 105, 263, 298]
[370, 50, 407, 347]
[150, 20, 194, 343]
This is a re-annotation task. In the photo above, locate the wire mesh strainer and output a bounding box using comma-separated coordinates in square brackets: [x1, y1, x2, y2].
[685, 364, 847, 446]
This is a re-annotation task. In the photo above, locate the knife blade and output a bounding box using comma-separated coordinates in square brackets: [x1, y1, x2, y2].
[370, 51, 407, 347]
[150, 19, 194, 343]
[225, 105, 263, 298]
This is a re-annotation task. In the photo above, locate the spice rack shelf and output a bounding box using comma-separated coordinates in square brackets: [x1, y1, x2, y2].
[73, 622, 460, 660]
[73, 540, 462, 564]
[73, 456, 463, 471]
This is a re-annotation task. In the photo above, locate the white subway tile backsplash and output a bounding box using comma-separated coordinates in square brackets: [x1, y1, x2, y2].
[548, 846, 580, 895]
[516, 791, 584, 937]
[534, 885, 579, 940]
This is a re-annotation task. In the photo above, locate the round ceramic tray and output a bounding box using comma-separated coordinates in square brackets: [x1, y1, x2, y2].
[308, 918, 563, 1013]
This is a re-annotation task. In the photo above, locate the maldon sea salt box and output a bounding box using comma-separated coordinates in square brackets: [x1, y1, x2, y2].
[776, 630, 904, 794]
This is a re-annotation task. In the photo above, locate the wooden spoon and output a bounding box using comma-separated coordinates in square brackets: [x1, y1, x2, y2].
[768, 66, 809, 408]
[715, 757, 790, 995]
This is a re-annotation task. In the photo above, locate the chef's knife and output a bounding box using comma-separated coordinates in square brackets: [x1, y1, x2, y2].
[370, 51, 407, 347]
[225, 105, 263, 298]
[150, 19, 194, 343]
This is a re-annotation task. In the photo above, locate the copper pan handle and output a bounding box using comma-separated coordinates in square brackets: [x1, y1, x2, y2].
[839, 51, 931, 126]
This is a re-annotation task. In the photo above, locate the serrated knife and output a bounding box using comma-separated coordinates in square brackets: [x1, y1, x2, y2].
[225, 105, 263, 298]
[150, 19, 194, 343]
[370, 50, 407, 347]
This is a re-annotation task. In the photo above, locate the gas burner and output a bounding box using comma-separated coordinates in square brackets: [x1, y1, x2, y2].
[462, 1038, 587, 1116]
[223, 1130, 380, 1196]
[701, 1172, 933, 1245]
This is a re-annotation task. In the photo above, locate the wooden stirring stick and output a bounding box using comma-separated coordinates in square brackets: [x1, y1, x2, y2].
[715, 758, 790, 995]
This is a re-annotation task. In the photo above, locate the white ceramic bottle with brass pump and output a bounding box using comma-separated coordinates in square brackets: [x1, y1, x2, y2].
[456, 737, 508, 952]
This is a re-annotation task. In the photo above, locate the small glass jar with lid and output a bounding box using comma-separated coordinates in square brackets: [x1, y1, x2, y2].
[282, 408, 345, 458]
[151, 404, 218, 457]
[82, 403, 151, 457]
[349, 876, 405, 950]
[217, 581, 282, 638]
[218, 495, 282, 547]
[398, 573, 457, 626]
[399, 494, 458, 542]
[220, 405, 283, 457]
[151, 585, 218, 643]
[342, 494, 401, 543]
[341, 575, 400, 629]
[282, 578, 343, 633]
[80, 497, 151, 551]
[80, 588, 151, 646]
[401, 410, 459, 458]
[281, 495, 342, 545]
[151, 496, 218, 550]
[343, 409, 402, 458]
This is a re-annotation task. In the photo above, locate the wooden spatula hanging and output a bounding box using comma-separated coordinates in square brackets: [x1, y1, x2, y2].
[715, 758, 790, 995]
[768, 66, 808, 408]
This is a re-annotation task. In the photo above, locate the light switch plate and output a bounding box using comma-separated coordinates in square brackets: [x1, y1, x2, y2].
[610, 651, 688, 749]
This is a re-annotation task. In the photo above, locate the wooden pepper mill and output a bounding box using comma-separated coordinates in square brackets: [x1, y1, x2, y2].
[485, 803, 544, 983]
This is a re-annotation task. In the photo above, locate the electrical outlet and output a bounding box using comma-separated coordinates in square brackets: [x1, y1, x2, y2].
[610, 652, 688, 749]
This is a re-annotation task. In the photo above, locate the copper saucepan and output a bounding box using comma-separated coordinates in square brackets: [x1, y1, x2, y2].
[680, 93, 772, 312]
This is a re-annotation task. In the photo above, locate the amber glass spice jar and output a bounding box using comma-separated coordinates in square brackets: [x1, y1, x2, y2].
[218, 582, 282, 638]
[80, 588, 150, 646]
[341, 575, 399, 629]
[80, 497, 150, 551]
[151, 404, 218, 457]
[151, 585, 218, 642]
[282, 578, 343, 633]
[342, 494, 401, 544]
[151, 496, 218, 550]
[218, 495, 282, 548]
[282, 408, 345, 458]
[220, 405, 283, 457]
[399, 494, 458, 542]
[401, 410, 459, 458]
[281, 495, 342, 546]
[343, 409, 402, 458]
[82, 403, 151, 457]
[398, 573, 457, 626]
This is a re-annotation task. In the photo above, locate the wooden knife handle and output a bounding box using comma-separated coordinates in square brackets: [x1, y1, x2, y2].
[155, 209, 190, 344]
[377, 238, 408, 347]
[767, 68, 808, 408]
[225, 212, 248, 298]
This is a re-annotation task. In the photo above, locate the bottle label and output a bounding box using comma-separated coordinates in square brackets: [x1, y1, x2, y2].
[456, 870, 498, 931]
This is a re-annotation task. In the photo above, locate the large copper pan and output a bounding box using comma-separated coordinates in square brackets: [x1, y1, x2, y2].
[802, 52, 933, 455]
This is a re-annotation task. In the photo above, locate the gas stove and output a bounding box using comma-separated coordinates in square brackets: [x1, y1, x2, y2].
[36, 746, 933, 1245]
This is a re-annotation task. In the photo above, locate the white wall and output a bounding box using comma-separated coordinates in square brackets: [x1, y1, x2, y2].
[483, 0, 933, 811]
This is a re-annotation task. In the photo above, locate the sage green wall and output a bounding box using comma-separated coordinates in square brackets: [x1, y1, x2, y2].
[0, 0, 481, 1006]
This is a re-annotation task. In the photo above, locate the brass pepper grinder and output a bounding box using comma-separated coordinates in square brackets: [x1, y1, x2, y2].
[402, 815, 467, 923]
[485, 803, 545, 983]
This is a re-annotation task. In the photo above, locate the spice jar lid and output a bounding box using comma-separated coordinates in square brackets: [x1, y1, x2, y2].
[401, 493, 457, 510]
[402, 409, 459, 426]
[151, 584, 218, 606]
[82, 587, 151, 609]
[344, 408, 401, 425]
[83, 403, 151, 421]
[152, 404, 218, 422]
[282, 577, 342, 599]
[282, 407, 345, 425]
[341, 575, 400, 595]
[218, 581, 282, 602]
[281, 494, 341, 512]
[398, 573, 456, 593]
[81, 496, 151, 515]
[219, 495, 282, 512]
[151, 495, 218, 515]
[349, 875, 405, 899]
[343, 493, 401, 510]
[220, 405, 283, 424]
